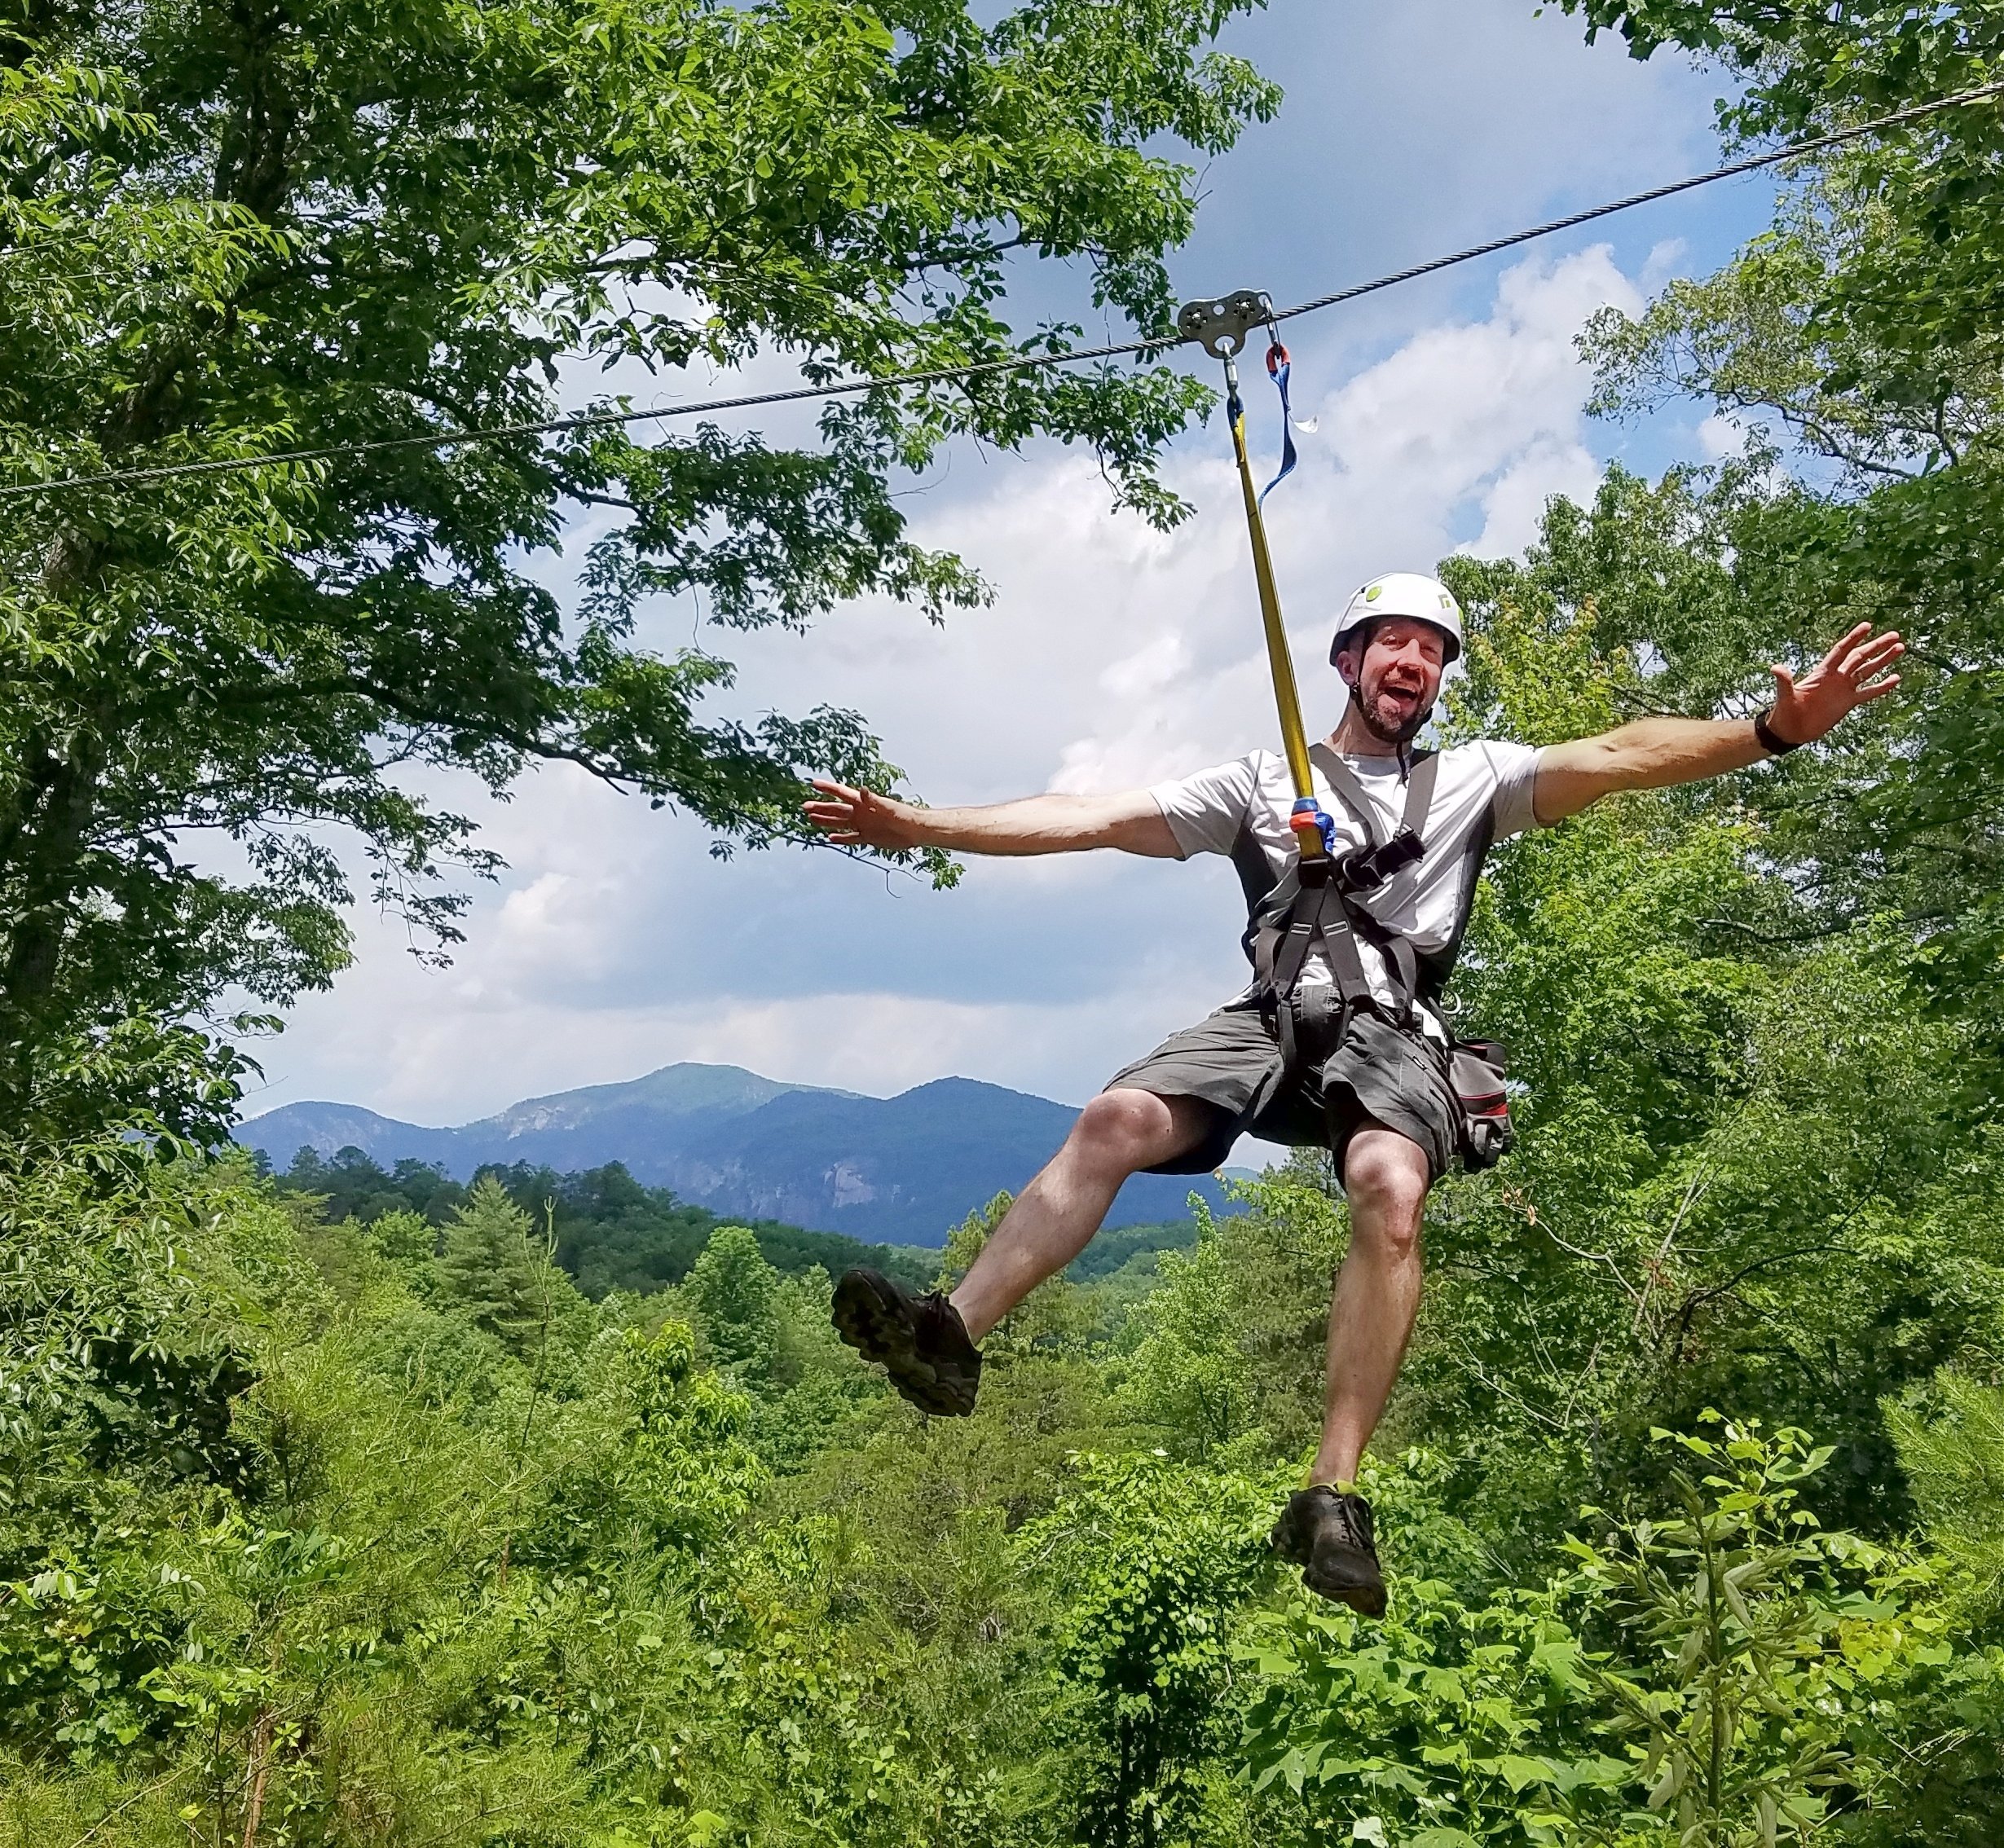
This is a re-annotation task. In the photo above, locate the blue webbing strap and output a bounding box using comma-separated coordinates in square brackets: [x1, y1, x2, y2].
[1258, 335, 1298, 504]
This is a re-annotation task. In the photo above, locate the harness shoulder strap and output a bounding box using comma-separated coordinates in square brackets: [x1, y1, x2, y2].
[1417, 795, 1497, 1001]
[1249, 861, 1298, 993]
[1399, 747, 1441, 838]
[1307, 743, 1385, 847]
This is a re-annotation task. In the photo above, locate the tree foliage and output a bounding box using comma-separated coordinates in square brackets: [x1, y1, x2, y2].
[269, 1144, 936, 1295]
[1552, 2, 2004, 1017]
[0, 0, 1279, 1110]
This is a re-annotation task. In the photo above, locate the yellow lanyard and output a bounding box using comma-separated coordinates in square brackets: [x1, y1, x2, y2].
[1179, 290, 1327, 863]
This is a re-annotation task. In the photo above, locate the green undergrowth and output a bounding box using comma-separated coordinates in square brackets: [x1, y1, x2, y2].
[7, 1124, 2004, 1847]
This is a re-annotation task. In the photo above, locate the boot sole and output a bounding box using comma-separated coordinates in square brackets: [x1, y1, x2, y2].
[831, 1269, 976, 1416]
[1301, 1564, 1388, 1618]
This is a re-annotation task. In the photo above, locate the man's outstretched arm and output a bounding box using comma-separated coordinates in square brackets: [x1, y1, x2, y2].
[804, 779, 1181, 857]
[1532, 622, 1904, 825]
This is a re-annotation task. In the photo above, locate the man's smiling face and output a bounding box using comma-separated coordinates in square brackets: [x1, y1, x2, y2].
[1337, 617, 1449, 745]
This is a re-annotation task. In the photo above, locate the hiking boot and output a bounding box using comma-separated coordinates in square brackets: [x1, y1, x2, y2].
[831, 1267, 983, 1416]
[1270, 1485, 1387, 1617]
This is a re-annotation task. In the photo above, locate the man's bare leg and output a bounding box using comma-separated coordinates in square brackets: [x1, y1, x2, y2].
[949, 1089, 1215, 1342]
[1311, 1125, 1431, 1485]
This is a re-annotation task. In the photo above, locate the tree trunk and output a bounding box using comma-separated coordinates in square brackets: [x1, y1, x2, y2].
[240, 1707, 273, 1848]
[0, 715, 106, 1020]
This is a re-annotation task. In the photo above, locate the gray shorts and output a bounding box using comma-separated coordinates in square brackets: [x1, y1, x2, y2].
[1104, 1000, 1460, 1182]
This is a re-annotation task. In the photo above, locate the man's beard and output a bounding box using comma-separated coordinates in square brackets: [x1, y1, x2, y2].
[1356, 681, 1431, 745]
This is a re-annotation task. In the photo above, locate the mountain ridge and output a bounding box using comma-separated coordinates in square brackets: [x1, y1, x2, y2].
[239, 1061, 1235, 1245]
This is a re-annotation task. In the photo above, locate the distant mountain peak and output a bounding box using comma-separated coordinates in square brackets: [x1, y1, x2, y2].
[896, 1074, 1046, 1101]
[471, 1061, 839, 1137]
[238, 1059, 1225, 1245]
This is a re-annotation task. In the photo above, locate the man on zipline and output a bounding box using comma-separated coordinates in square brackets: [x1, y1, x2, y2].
[804, 574, 1901, 1613]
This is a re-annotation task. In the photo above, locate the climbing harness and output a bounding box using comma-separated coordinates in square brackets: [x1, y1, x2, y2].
[1244, 746, 1442, 1070]
[1177, 289, 1513, 1171]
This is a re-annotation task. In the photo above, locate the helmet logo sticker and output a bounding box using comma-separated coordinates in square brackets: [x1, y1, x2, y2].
[1364, 583, 1383, 601]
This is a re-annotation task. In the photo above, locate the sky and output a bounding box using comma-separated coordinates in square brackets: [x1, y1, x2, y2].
[241, 1, 1773, 1133]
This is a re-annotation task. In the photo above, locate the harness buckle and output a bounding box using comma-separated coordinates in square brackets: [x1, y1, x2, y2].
[1333, 827, 1426, 895]
[1175, 289, 1274, 359]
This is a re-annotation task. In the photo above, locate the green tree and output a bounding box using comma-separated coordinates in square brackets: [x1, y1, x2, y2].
[365, 1204, 437, 1270]
[1550, 1, 2004, 1023]
[1108, 1185, 1352, 1467]
[1115, 1209, 1257, 1460]
[1566, 1420, 1949, 1848]
[1244, 1426, 1953, 1848]
[434, 1173, 580, 1365]
[1892, 1370, 2004, 1624]
[1873, 1375, 2004, 1847]
[0, 0, 1279, 1111]
[684, 1221, 783, 1380]
[1243, 1573, 1627, 1847]
[1028, 1450, 1279, 1848]
[537, 1319, 768, 1564]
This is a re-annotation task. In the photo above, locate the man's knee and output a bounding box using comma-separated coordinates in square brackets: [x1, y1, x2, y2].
[1344, 1132, 1429, 1256]
[1067, 1087, 1195, 1176]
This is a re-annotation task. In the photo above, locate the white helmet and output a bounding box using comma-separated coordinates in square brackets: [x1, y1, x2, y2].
[1329, 572, 1464, 667]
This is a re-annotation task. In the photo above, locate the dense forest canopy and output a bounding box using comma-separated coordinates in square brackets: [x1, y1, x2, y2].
[8, 1, 2004, 1846]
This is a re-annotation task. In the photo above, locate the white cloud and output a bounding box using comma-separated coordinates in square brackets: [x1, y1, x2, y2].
[1642, 238, 1691, 293]
[1038, 246, 1645, 801]
[1698, 411, 1748, 460]
[1472, 436, 1605, 557]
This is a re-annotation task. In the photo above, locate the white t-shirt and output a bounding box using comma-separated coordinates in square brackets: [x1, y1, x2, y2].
[1150, 741, 1547, 1023]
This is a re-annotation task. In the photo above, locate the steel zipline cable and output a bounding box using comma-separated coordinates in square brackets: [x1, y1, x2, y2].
[3, 75, 2002, 504]
[1266, 76, 2004, 328]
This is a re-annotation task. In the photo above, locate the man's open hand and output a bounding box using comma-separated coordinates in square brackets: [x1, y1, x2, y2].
[1768, 622, 1905, 746]
[804, 777, 923, 851]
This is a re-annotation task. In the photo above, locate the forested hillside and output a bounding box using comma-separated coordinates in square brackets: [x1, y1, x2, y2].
[9, 0, 2004, 1845]
[262, 1143, 1189, 1297]
[10, 1096, 2004, 1846]
[266, 1145, 942, 1297]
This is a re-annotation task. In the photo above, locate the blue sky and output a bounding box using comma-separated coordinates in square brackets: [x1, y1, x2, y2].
[243, 2, 1773, 1131]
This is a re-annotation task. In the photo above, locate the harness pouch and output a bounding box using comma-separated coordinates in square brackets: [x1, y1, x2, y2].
[1283, 986, 1349, 1071]
[1448, 1038, 1513, 1172]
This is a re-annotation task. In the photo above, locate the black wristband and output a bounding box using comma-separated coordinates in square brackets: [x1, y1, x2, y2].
[1753, 707, 1800, 755]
